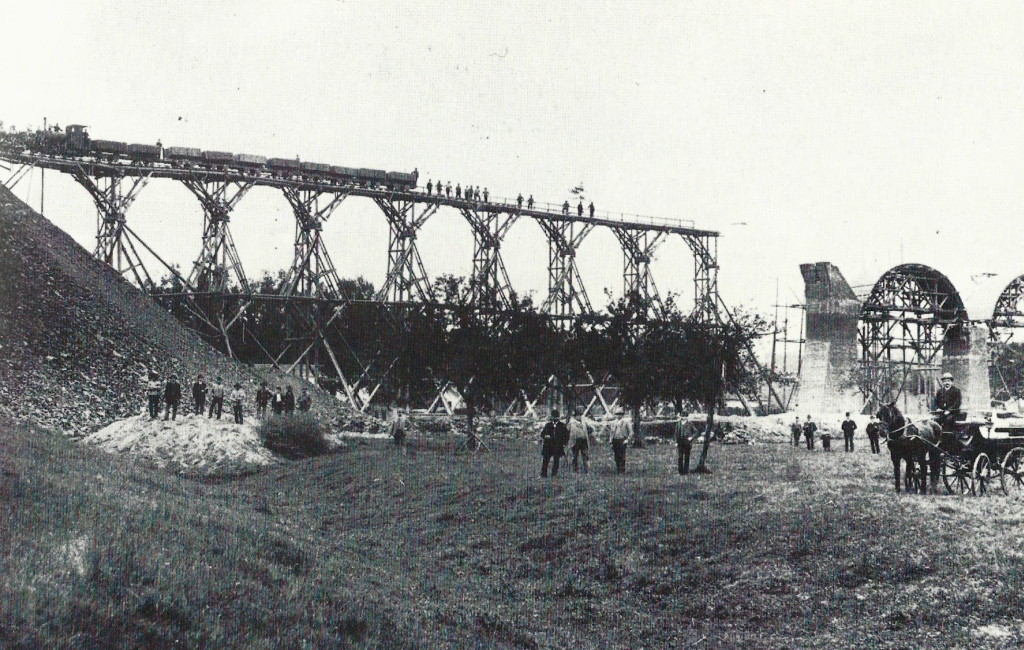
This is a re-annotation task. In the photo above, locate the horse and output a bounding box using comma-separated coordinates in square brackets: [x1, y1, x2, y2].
[875, 402, 943, 494]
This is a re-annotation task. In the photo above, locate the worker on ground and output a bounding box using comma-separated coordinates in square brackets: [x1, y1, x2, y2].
[192, 374, 207, 416]
[803, 414, 817, 450]
[577, 200, 583, 217]
[841, 413, 857, 452]
[255, 381, 271, 418]
[933, 372, 963, 433]
[208, 376, 225, 419]
[163, 373, 182, 421]
[229, 382, 245, 425]
[790, 416, 802, 447]
[517, 193, 523, 208]
[540, 409, 568, 477]
[426, 180, 433, 196]
[298, 388, 312, 412]
[455, 184, 462, 199]
[821, 428, 832, 452]
[589, 202, 595, 218]
[610, 415, 632, 474]
[562, 200, 570, 215]
[569, 408, 593, 474]
[676, 413, 697, 475]
[527, 195, 535, 210]
[284, 386, 296, 415]
[271, 387, 284, 415]
[389, 405, 408, 449]
[866, 415, 882, 454]
[483, 187, 489, 203]
[146, 371, 162, 419]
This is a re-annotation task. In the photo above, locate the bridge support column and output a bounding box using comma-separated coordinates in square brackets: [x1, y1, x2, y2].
[612, 228, 665, 307]
[538, 219, 594, 320]
[375, 197, 438, 303]
[684, 234, 719, 323]
[182, 177, 252, 357]
[71, 167, 153, 288]
[461, 206, 519, 309]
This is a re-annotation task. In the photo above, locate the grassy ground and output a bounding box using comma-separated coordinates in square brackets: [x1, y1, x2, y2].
[3, 421, 1024, 649]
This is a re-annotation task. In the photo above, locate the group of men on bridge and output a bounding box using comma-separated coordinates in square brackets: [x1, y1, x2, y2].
[421, 179, 600, 220]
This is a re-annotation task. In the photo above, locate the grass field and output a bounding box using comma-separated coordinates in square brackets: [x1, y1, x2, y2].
[3, 421, 1024, 649]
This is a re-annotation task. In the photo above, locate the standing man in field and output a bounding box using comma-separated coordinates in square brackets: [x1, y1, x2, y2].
[192, 374, 207, 416]
[298, 388, 312, 412]
[284, 386, 296, 415]
[676, 413, 697, 475]
[208, 376, 225, 420]
[790, 416, 802, 447]
[569, 408, 594, 474]
[610, 415, 632, 474]
[163, 373, 182, 421]
[389, 406, 408, 449]
[272, 387, 284, 416]
[841, 413, 857, 452]
[540, 409, 568, 477]
[866, 415, 882, 454]
[803, 415, 817, 450]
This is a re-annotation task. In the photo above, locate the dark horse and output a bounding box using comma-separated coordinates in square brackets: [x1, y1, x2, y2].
[876, 402, 943, 494]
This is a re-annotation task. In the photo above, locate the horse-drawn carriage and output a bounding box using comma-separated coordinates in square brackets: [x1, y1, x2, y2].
[877, 403, 1024, 496]
[938, 412, 1024, 496]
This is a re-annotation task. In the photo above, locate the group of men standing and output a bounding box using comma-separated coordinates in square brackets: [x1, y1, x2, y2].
[539, 409, 701, 477]
[146, 372, 312, 426]
[790, 413, 881, 454]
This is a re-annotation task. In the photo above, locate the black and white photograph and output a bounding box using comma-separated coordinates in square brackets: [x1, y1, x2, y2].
[3, 2, 1024, 647]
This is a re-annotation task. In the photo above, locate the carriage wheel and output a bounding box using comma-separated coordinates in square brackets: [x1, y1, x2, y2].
[941, 455, 971, 495]
[1000, 448, 1024, 497]
[971, 453, 992, 497]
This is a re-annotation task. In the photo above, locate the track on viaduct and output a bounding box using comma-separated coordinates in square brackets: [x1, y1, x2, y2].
[0, 129, 768, 412]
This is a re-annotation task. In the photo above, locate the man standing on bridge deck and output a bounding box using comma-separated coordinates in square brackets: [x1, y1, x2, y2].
[562, 200, 570, 215]
[426, 180, 432, 196]
[517, 193, 523, 208]
[933, 372, 962, 432]
[483, 187, 489, 203]
[474, 187, 481, 202]
[527, 195, 535, 210]
[841, 413, 857, 452]
[192, 374, 207, 416]
[577, 200, 584, 217]
[163, 373, 182, 421]
[455, 184, 462, 199]
[589, 202, 595, 218]
[446, 182, 452, 197]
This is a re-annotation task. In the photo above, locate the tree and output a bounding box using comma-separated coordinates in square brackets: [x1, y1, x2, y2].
[603, 291, 661, 448]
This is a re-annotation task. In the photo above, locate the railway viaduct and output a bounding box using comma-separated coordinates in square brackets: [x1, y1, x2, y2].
[0, 128, 739, 412]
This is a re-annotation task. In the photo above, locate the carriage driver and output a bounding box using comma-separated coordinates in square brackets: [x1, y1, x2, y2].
[932, 372, 963, 432]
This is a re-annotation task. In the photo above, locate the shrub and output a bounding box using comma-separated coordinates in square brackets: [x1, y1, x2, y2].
[257, 414, 331, 460]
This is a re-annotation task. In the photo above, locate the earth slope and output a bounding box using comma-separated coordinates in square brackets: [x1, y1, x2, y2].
[0, 185, 358, 436]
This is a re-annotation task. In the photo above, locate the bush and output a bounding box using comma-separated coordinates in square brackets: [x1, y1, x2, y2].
[257, 414, 331, 460]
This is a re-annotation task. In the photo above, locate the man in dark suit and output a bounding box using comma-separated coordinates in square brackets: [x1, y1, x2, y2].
[540, 410, 569, 477]
[933, 372, 962, 432]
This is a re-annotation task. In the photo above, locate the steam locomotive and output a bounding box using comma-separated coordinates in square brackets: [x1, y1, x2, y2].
[1, 124, 418, 190]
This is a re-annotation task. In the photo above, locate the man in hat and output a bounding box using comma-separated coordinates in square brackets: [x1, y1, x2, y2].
[284, 386, 296, 415]
[540, 409, 568, 477]
[933, 372, 963, 432]
[865, 414, 882, 454]
[255, 381, 271, 418]
[229, 382, 245, 425]
[192, 374, 207, 416]
[676, 413, 698, 475]
[208, 376, 225, 420]
[841, 413, 858, 452]
[790, 416, 802, 447]
[569, 408, 594, 474]
[802, 415, 817, 450]
[145, 371, 162, 419]
[610, 415, 632, 474]
[163, 373, 182, 421]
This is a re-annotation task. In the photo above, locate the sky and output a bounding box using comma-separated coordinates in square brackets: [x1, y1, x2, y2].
[3, 1, 1024, 370]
